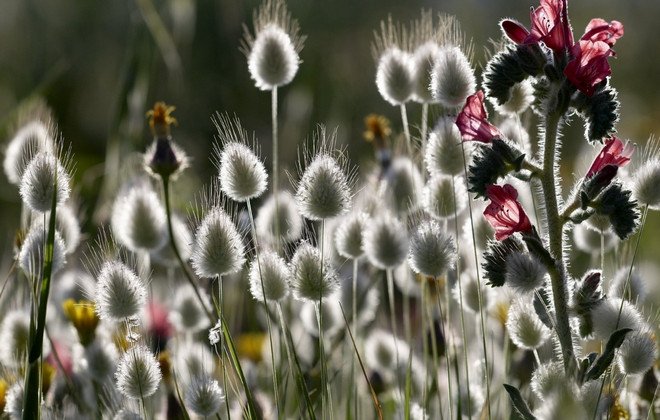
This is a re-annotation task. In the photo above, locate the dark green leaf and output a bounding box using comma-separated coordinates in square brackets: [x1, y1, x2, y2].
[585, 328, 633, 381]
[503, 384, 537, 420]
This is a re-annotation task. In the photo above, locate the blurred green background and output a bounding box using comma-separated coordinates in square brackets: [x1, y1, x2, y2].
[1, 0, 659, 271]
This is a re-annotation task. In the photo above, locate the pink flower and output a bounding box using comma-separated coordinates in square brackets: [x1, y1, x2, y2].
[564, 39, 614, 96]
[581, 18, 624, 47]
[147, 300, 172, 346]
[484, 184, 533, 241]
[455, 91, 502, 143]
[586, 136, 634, 178]
[500, 0, 573, 53]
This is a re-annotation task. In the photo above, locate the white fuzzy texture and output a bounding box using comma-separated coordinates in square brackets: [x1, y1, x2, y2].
[608, 267, 646, 303]
[408, 220, 456, 278]
[289, 242, 339, 302]
[425, 117, 465, 176]
[573, 223, 617, 255]
[492, 80, 534, 116]
[580, 380, 613, 419]
[249, 250, 290, 302]
[95, 260, 146, 321]
[4, 120, 54, 185]
[4, 380, 24, 420]
[172, 340, 216, 386]
[19, 152, 70, 213]
[533, 386, 587, 419]
[584, 213, 611, 233]
[505, 252, 547, 294]
[363, 329, 410, 373]
[256, 191, 303, 243]
[430, 46, 476, 108]
[19, 221, 67, 279]
[185, 376, 225, 417]
[453, 272, 493, 314]
[506, 299, 551, 350]
[248, 24, 300, 90]
[617, 327, 657, 375]
[376, 48, 415, 106]
[219, 142, 268, 202]
[633, 157, 660, 209]
[0, 311, 30, 368]
[363, 214, 409, 270]
[411, 41, 442, 103]
[115, 344, 162, 399]
[53, 205, 81, 254]
[152, 215, 192, 267]
[591, 298, 644, 340]
[296, 153, 351, 221]
[422, 173, 467, 219]
[170, 285, 211, 333]
[531, 361, 566, 401]
[191, 207, 246, 278]
[81, 339, 118, 382]
[300, 299, 343, 337]
[111, 183, 167, 252]
[113, 409, 142, 420]
[498, 118, 531, 155]
[384, 157, 424, 214]
[334, 211, 368, 259]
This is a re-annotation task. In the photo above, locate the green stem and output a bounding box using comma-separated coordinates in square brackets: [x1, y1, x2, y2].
[351, 258, 359, 420]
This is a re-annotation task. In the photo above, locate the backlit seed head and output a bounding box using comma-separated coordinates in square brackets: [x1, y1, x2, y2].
[573, 223, 617, 255]
[422, 173, 467, 219]
[4, 119, 54, 185]
[170, 285, 211, 333]
[506, 298, 551, 350]
[111, 182, 167, 252]
[531, 361, 566, 401]
[172, 340, 216, 386]
[95, 260, 147, 321]
[18, 220, 67, 279]
[249, 250, 290, 302]
[363, 213, 409, 270]
[242, 0, 304, 90]
[185, 376, 225, 417]
[334, 211, 368, 259]
[591, 298, 644, 340]
[408, 220, 456, 278]
[115, 344, 162, 399]
[498, 118, 532, 155]
[383, 157, 424, 215]
[504, 252, 547, 294]
[4, 380, 24, 420]
[424, 117, 466, 176]
[255, 191, 304, 244]
[295, 152, 351, 221]
[19, 152, 70, 213]
[431, 46, 476, 108]
[51, 205, 81, 254]
[191, 206, 246, 278]
[0, 310, 30, 368]
[300, 300, 343, 338]
[376, 48, 415, 106]
[364, 329, 410, 373]
[608, 267, 647, 303]
[289, 242, 340, 302]
[81, 338, 118, 382]
[617, 327, 657, 375]
[491, 80, 534, 116]
[632, 157, 660, 210]
[412, 41, 442, 103]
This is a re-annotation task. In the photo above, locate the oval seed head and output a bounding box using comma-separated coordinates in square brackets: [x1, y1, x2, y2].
[111, 183, 167, 252]
[115, 344, 162, 399]
[422, 173, 467, 219]
[531, 361, 566, 401]
[191, 207, 246, 278]
[0, 310, 30, 368]
[218, 142, 268, 202]
[383, 157, 424, 214]
[170, 285, 211, 333]
[491, 80, 534, 116]
[295, 153, 351, 221]
[412, 41, 442, 103]
[632, 157, 660, 210]
[505, 252, 547, 294]
[573, 223, 617, 255]
[591, 298, 644, 340]
[249, 250, 290, 302]
[82, 338, 118, 382]
[19, 152, 70, 213]
[408, 220, 456, 278]
[506, 298, 551, 350]
[334, 211, 368, 259]
[53, 205, 81, 254]
[18, 221, 67, 279]
[453, 272, 494, 314]
[185, 376, 225, 417]
[608, 267, 646, 303]
[4, 120, 54, 185]
[425, 117, 465, 176]
[172, 340, 216, 386]
[376, 48, 415, 106]
[256, 191, 304, 243]
[430, 46, 476, 108]
[617, 327, 657, 375]
[95, 260, 147, 321]
[289, 242, 340, 302]
[363, 214, 409, 270]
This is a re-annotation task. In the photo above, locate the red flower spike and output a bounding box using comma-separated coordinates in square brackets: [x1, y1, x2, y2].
[484, 184, 533, 241]
[582, 18, 624, 47]
[526, 0, 572, 52]
[455, 91, 502, 143]
[501, 19, 530, 44]
[564, 39, 614, 96]
[586, 136, 634, 178]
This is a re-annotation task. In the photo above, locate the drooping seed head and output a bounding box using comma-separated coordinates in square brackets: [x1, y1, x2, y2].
[191, 206, 246, 278]
[363, 213, 409, 270]
[295, 153, 351, 221]
[334, 211, 368, 260]
[408, 220, 456, 278]
[422, 173, 467, 219]
[18, 220, 67, 279]
[249, 250, 290, 302]
[424, 117, 466, 176]
[506, 298, 551, 350]
[430, 46, 476, 108]
[504, 252, 547, 294]
[4, 119, 55, 185]
[111, 182, 167, 252]
[185, 376, 225, 417]
[289, 242, 339, 302]
[19, 152, 70, 213]
[255, 191, 304, 244]
[115, 344, 162, 399]
[95, 260, 147, 321]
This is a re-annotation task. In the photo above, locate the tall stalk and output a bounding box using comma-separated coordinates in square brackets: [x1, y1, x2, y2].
[272, 87, 282, 252]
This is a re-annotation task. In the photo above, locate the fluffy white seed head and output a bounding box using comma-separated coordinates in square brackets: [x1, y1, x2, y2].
[115, 344, 162, 399]
[591, 298, 644, 340]
[249, 250, 290, 302]
[453, 272, 494, 314]
[531, 361, 566, 401]
[617, 327, 657, 375]
[424, 117, 465, 176]
[384, 157, 424, 215]
[573, 223, 617, 255]
[334, 212, 368, 259]
[422, 173, 467, 219]
[0, 310, 30, 368]
[18, 221, 67, 279]
[185, 376, 225, 417]
[505, 252, 547, 294]
[111, 183, 167, 252]
[289, 242, 339, 302]
[506, 299, 551, 350]
[534, 386, 587, 419]
[81, 338, 118, 382]
[218, 142, 268, 202]
[4, 120, 54, 185]
[376, 48, 415, 106]
[172, 340, 216, 386]
[580, 380, 613, 419]
[430, 46, 476, 108]
[95, 260, 147, 321]
[19, 152, 70, 213]
[300, 300, 343, 338]
[492, 80, 534, 116]
[408, 220, 456, 278]
[412, 41, 442, 103]
[170, 285, 211, 333]
[255, 191, 303, 243]
[363, 214, 409, 270]
[608, 267, 647, 303]
[364, 329, 410, 373]
[191, 207, 246, 278]
[632, 157, 660, 210]
[295, 153, 351, 221]
[52, 205, 81, 254]
[4, 380, 24, 420]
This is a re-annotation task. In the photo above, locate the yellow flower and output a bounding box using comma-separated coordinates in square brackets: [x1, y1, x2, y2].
[42, 362, 56, 395]
[363, 114, 391, 143]
[63, 299, 99, 346]
[147, 102, 177, 137]
[0, 379, 7, 413]
[236, 333, 267, 363]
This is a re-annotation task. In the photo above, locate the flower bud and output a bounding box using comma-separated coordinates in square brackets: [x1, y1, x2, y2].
[431, 46, 476, 108]
[289, 242, 340, 302]
[596, 183, 639, 240]
[482, 236, 524, 287]
[506, 298, 551, 350]
[115, 344, 162, 399]
[19, 152, 70, 213]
